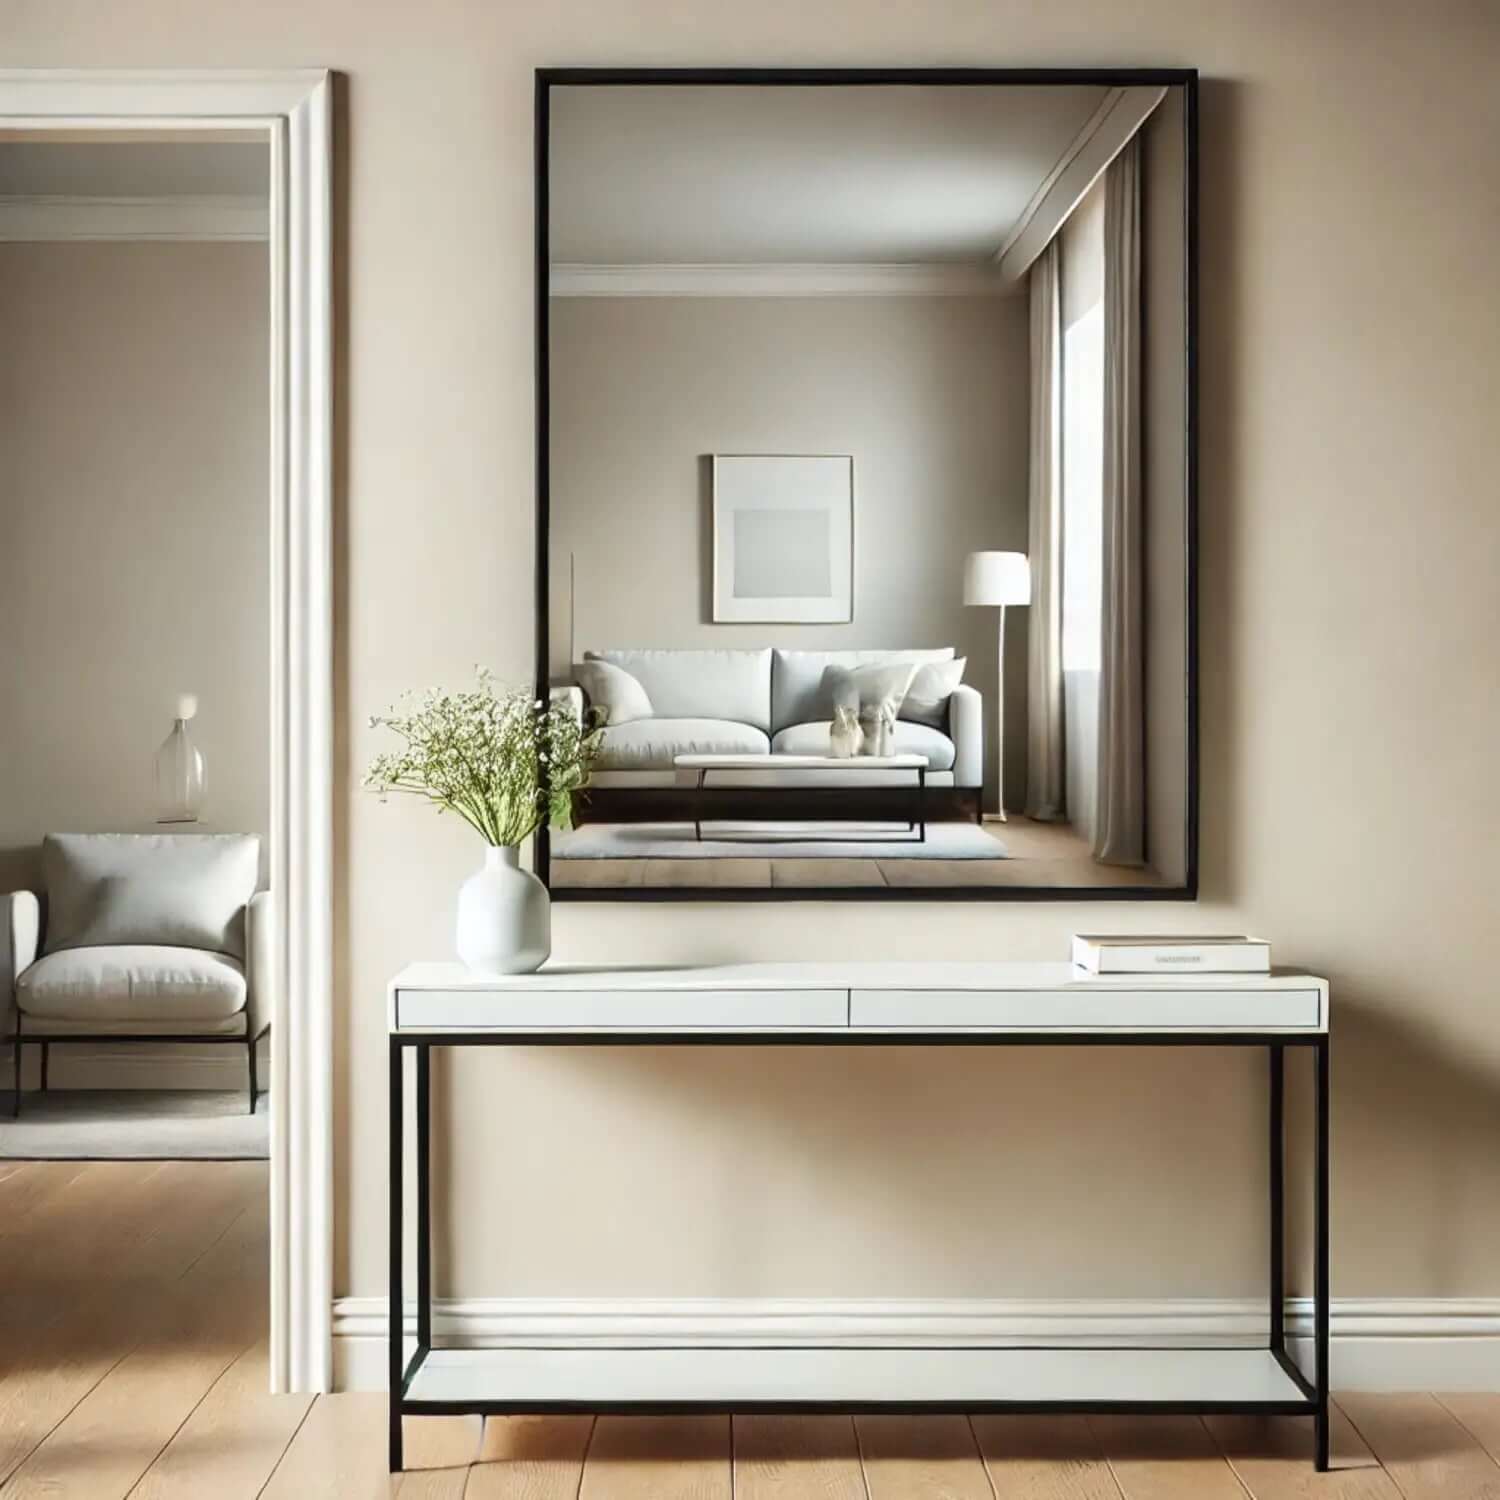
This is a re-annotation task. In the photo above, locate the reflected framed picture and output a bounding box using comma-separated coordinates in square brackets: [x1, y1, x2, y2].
[711, 453, 854, 623]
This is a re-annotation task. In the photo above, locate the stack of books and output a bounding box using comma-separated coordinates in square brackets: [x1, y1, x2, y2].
[1071, 934, 1271, 975]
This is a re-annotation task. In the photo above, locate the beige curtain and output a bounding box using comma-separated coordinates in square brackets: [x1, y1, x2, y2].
[1024, 239, 1066, 821]
[1093, 136, 1146, 865]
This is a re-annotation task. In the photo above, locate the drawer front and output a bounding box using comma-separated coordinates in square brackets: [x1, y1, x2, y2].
[850, 987, 1323, 1032]
[397, 987, 848, 1031]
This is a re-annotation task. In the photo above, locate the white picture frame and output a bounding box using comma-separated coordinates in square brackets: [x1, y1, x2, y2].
[711, 453, 854, 623]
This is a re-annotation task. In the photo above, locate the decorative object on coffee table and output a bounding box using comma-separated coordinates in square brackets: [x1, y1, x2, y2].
[829, 705, 863, 758]
[365, 669, 602, 974]
[155, 693, 205, 824]
[963, 551, 1031, 821]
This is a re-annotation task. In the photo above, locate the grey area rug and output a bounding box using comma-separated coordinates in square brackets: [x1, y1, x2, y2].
[553, 820, 1008, 860]
[0, 1090, 268, 1160]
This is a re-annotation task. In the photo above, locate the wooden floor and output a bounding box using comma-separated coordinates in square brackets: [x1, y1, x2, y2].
[552, 815, 1174, 890]
[3, 1161, 1498, 1498]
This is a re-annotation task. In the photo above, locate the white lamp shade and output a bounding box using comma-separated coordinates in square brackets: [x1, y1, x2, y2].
[963, 550, 1031, 607]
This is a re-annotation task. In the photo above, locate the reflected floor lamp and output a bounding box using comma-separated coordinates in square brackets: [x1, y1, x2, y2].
[963, 551, 1031, 822]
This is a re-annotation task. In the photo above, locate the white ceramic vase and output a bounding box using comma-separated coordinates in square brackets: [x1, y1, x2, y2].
[455, 845, 550, 975]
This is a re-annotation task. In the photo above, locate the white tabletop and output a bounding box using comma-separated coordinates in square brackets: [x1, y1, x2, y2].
[674, 753, 927, 768]
[388, 961, 1329, 1036]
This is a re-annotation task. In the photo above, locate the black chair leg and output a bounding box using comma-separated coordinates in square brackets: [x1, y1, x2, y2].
[39, 1043, 49, 1093]
[11, 1035, 21, 1119]
[247, 1036, 258, 1115]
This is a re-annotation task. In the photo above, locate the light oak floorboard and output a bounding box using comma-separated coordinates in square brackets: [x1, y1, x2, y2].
[393, 1415, 483, 1496]
[548, 860, 646, 888]
[1085, 1416, 1247, 1500]
[971, 1413, 1123, 1499]
[1205, 1410, 1400, 1498]
[855, 1414, 993, 1500]
[770, 860, 886, 888]
[733, 1415, 865, 1500]
[1436, 1395, 1500, 1469]
[0, 1184, 268, 1498]
[578, 1416, 731, 1500]
[0, 1163, 260, 1486]
[467, 1416, 595, 1500]
[1335, 1393, 1500, 1500]
[642, 859, 772, 888]
[127, 1341, 311, 1500]
[259, 1393, 396, 1500]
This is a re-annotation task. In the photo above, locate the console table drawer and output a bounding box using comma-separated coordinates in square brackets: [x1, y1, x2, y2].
[850, 987, 1323, 1031]
[394, 987, 848, 1031]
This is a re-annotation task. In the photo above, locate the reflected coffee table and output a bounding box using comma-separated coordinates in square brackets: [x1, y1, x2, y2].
[673, 753, 928, 843]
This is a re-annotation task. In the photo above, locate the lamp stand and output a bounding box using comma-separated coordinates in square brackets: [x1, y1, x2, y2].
[994, 605, 1008, 821]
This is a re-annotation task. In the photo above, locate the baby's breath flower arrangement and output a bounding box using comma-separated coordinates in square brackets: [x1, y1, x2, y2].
[364, 668, 603, 846]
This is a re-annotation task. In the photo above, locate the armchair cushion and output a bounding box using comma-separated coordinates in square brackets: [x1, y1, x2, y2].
[17, 946, 247, 1024]
[42, 833, 259, 960]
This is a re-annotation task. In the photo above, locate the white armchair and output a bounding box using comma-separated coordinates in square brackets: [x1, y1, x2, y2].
[4, 833, 271, 1117]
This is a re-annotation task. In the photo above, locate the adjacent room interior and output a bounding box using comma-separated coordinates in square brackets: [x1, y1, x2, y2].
[0, 133, 274, 1154]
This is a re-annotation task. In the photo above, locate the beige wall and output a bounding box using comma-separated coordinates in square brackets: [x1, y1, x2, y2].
[549, 294, 1030, 799]
[0, 241, 270, 889]
[7, 0, 1498, 1319]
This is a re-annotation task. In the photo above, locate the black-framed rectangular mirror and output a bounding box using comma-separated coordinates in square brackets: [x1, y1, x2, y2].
[536, 68, 1197, 900]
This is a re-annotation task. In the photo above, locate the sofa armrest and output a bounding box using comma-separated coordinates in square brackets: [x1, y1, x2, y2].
[246, 891, 274, 1039]
[3, 891, 42, 1041]
[550, 684, 584, 725]
[948, 683, 984, 790]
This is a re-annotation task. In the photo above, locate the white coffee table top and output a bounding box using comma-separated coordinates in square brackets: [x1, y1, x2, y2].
[674, 753, 927, 769]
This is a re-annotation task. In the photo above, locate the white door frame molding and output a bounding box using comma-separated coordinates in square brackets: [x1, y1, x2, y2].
[0, 69, 335, 1395]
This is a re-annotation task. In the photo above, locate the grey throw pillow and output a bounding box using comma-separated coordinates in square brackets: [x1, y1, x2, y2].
[42, 833, 260, 959]
[575, 660, 653, 726]
[901, 657, 967, 728]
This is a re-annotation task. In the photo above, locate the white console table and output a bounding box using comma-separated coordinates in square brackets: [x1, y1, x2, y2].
[387, 961, 1331, 1471]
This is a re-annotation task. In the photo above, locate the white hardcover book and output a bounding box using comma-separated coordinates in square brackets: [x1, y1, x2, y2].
[1071, 934, 1272, 975]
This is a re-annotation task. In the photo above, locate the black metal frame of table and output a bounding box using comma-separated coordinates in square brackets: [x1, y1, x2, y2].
[388, 1028, 1329, 1472]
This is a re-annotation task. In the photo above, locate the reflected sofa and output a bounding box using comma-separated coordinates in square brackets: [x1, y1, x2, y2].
[558, 648, 981, 808]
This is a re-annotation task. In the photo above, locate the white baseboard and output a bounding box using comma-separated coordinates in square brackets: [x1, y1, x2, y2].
[331, 1296, 1500, 1393]
[0, 1042, 270, 1093]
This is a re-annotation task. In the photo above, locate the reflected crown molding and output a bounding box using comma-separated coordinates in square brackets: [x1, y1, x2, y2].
[549, 262, 1019, 298]
[0, 193, 268, 241]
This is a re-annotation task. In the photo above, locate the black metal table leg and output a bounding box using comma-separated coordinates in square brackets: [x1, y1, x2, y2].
[416, 1044, 432, 1353]
[1269, 1043, 1284, 1353]
[694, 769, 704, 842]
[388, 1038, 404, 1473]
[1314, 1035, 1331, 1470]
[918, 767, 926, 842]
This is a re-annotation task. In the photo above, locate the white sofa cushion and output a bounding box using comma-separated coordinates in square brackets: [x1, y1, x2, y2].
[42, 833, 259, 960]
[595, 718, 771, 771]
[771, 649, 954, 733]
[17, 946, 248, 1023]
[585, 649, 772, 732]
[574, 660, 653, 726]
[771, 720, 958, 772]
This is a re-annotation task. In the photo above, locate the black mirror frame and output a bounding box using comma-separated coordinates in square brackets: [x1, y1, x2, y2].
[535, 66, 1198, 903]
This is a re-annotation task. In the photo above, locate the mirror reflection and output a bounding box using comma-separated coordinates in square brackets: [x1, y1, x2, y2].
[545, 80, 1193, 895]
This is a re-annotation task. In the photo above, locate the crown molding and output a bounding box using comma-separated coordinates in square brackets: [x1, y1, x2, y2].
[550, 262, 1017, 298]
[0, 193, 268, 242]
[996, 83, 1167, 283]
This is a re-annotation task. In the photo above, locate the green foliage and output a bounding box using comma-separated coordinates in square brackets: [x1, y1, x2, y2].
[364, 668, 603, 847]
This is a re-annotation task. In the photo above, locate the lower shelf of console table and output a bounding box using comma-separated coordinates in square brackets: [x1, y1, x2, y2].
[401, 1344, 1316, 1414]
[387, 960, 1330, 1472]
